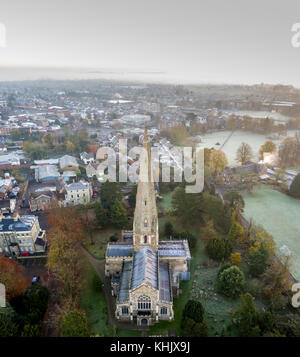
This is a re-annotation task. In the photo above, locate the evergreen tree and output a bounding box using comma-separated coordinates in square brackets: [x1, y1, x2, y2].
[217, 265, 245, 298]
[289, 173, 300, 198]
[249, 243, 269, 277]
[164, 222, 174, 238]
[206, 237, 226, 262]
[234, 293, 260, 337]
[100, 181, 122, 211]
[94, 202, 109, 228]
[182, 300, 204, 323]
[110, 199, 128, 229]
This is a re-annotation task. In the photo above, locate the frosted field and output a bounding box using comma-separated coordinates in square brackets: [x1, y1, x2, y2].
[243, 186, 300, 281]
[197, 130, 298, 167]
[227, 110, 292, 123]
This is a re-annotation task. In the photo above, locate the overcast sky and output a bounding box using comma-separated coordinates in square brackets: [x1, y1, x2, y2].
[0, 0, 300, 85]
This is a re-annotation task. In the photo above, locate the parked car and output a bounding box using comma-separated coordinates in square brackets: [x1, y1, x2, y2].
[19, 252, 30, 257]
[32, 275, 40, 284]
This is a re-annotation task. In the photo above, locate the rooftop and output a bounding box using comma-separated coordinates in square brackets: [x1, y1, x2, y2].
[131, 247, 158, 291]
[0, 215, 37, 232]
[107, 243, 133, 257]
[117, 261, 132, 302]
[159, 262, 171, 302]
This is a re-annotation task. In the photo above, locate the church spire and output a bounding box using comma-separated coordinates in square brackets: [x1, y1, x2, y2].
[132, 128, 158, 251]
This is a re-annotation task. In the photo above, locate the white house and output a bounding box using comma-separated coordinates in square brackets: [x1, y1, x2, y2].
[64, 181, 91, 206]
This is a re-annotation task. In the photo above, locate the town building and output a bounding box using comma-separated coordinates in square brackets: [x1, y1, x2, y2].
[80, 152, 95, 165]
[0, 213, 46, 256]
[35, 165, 60, 182]
[63, 181, 91, 206]
[59, 155, 79, 171]
[105, 129, 191, 327]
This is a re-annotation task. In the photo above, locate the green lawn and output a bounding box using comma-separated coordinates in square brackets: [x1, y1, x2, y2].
[160, 192, 173, 210]
[80, 258, 142, 337]
[80, 259, 115, 336]
[82, 228, 121, 259]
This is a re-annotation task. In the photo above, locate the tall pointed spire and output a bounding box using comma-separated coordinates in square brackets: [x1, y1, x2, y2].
[132, 128, 158, 251]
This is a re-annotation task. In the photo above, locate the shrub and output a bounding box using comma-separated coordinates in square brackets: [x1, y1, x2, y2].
[60, 310, 89, 337]
[217, 262, 232, 280]
[230, 252, 241, 265]
[249, 243, 269, 277]
[217, 266, 245, 298]
[0, 311, 18, 337]
[234, 293, 260, 337]
[181, 317, 208, 337]
[182, 300, 204, 323]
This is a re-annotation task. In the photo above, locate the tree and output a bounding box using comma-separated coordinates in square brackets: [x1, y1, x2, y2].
[249, 243, 269, 277]
[66, 140, 75, 153]
[128, 185, 137, 209]
[171, 186, 205, 226]
[181, 317, 208, 337]
[201, 219, 218, 243]
[46, 206, 85, 243]
[259, 141, 277, 160]
[209, 149, 228, 176]
[253, 231, 276, 255]
[0, 311, 18, 337]
[234, 293, 260, 337]
[217, 265, 245, 298]
[60, 310, 89, 337]
[94, 202, 109, 228]
[22, 284, 50, 324]
[110, 199, 128, 229]
[202, 192, 232, 233]
[0, 255, 27, 301]
[182, 300, 204, 323]
[223, 190, 245, 219]
[289, 173, 300, 198]
[236, 142, 253, 165]
[47, 231, 83, 303]
[100, 181, 122, 211]
[262, 257, 291, 301]
[230, 252, 242, 265]
[21, 324, 41, 337]
[229, 221, 244, 241]
[206, 237, 225, 262]
[164, 222, 174, 238]
[81, 208, 98, 245]
[23, 141, 48, 160]
[279, 137, 300, 168]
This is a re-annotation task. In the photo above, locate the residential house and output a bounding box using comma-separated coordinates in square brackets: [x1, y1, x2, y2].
[80, 152, 95, 165]
[64, 181, 91, 206]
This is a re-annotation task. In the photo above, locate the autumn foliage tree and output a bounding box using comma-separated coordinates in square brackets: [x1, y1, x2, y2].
[46, 206, 85, 306]
[0, 255, 28, 301]
[236, 142, 253, 165]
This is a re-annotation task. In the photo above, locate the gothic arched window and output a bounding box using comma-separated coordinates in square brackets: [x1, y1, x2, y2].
[144, 218, 148, 227]
[144, 235, 147, 244]
[138, 295, 151, 310]
[161, 307, 168, 315]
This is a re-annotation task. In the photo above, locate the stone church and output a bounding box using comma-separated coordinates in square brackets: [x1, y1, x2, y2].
[105, 129, 191, 326]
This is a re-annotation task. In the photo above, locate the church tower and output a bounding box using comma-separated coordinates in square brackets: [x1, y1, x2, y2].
[133, 128, 159, 251]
